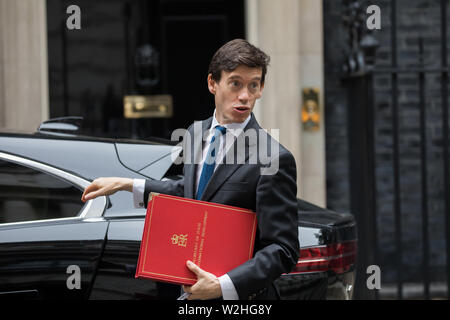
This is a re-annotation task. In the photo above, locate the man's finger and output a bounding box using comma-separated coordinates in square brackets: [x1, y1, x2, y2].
[186, 260, 205, 277]
[182, 285, 192, 294]
[82, 189, 101, 202]
[186, 293, 197, 300]
[84, 181, 99, 193]
[81, 183, 98, 201]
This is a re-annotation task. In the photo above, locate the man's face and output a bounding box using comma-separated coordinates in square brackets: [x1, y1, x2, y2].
[208, 65, 265, 124]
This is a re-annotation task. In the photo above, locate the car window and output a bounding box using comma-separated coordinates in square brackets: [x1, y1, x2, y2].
[163, 161, 183, 180]
[0, 159, 84, 224]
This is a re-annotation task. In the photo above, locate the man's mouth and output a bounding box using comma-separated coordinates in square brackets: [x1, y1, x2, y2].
[233, 106, 250, 113]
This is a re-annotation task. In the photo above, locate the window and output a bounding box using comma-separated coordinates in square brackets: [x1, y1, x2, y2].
[0, 159, 84, 224]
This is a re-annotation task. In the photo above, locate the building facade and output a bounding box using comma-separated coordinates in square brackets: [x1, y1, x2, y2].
[6, 0, 448, 301]
[0, 0, 327, 208]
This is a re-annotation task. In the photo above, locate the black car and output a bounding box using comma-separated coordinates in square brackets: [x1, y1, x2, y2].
[0, 120, 357, 300]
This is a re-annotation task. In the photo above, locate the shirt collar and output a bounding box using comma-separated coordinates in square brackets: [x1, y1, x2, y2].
[210, 109, 251, 137]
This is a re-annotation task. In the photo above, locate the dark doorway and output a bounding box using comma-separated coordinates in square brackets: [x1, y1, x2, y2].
[46, 0, 245, 139]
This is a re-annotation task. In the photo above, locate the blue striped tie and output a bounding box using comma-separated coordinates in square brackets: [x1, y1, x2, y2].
[196, 125, 227, 200]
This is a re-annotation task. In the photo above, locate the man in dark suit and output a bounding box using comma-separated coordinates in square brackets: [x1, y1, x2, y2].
[82, 39, 299, 300]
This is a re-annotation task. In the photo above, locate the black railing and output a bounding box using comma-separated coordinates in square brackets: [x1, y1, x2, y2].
[441, 0, 450, 302]
[342, 0, 449, 299]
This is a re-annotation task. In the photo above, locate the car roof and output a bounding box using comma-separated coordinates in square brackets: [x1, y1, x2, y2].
[0, 131, 180, 181]
[0, 130, 177, 145]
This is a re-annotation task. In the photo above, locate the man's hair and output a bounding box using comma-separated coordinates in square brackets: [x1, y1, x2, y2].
[208, 39, 270, 85]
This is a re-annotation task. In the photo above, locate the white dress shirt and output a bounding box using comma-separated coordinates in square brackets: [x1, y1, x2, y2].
[132, 110, 251, 300]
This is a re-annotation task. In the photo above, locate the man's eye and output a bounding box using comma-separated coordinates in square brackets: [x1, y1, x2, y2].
[230, 81, 241, 88]
[248, 83, 260, 91]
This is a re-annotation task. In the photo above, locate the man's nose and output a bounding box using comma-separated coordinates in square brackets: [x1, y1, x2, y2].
[238, 88, 250, 102]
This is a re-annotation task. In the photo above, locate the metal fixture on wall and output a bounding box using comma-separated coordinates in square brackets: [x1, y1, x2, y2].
[342, 0, 379, 76]
[135, 44, 160, 90]
[301, 88, 320, 131]
[124, 95, 173, 119]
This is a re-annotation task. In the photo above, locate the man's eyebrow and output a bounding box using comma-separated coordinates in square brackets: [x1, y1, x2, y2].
[227, 75, 261, 81]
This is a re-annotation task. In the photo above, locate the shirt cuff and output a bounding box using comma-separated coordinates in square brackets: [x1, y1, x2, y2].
[218, 273, 239, 300]
[133, 179, 146, 208]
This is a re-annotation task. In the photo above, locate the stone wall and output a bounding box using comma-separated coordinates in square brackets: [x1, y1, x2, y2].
[0, 0, 49, 131]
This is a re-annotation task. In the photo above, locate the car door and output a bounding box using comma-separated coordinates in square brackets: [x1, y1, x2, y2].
[0, 152, 108, 299]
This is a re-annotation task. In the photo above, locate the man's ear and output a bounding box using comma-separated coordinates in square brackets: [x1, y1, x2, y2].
[207, 74, 216, 95]
[256, 82, 265, 99]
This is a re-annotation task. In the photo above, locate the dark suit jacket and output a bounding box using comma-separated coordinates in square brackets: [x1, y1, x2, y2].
[143, 113, 299, 300]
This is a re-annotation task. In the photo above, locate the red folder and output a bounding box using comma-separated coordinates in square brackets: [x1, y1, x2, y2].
[135, 193, 257, 285]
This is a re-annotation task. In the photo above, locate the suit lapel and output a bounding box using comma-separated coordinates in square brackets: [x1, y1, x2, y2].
[184, 117, 212, 199]
[200, 114, 259, 201]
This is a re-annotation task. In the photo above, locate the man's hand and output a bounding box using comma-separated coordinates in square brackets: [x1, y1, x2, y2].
[81, 177, 133, 202]
[182, 260, 222, 300]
